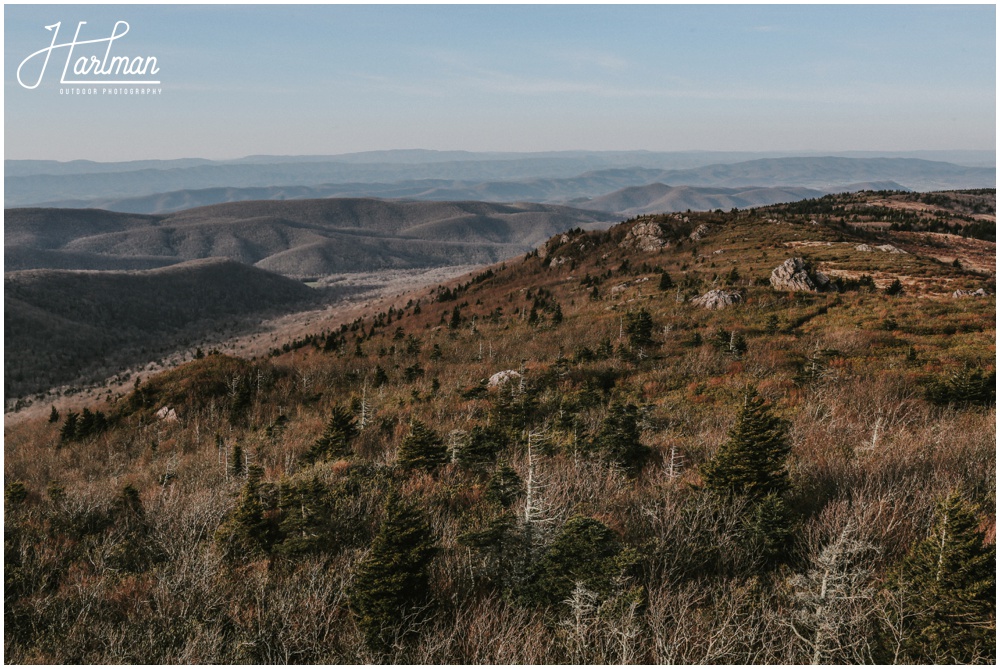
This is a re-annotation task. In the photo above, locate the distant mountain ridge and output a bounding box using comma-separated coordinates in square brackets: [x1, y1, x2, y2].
[5, 198, 614, 277]
[6, 154, 994, 209]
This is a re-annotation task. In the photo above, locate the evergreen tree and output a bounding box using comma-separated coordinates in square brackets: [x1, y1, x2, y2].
[894, 491, 996, 663]
[593, 401, 650, 473]
[658, 271, 674, 290]
[230, 443, 245, 477]
[457, 424, 506, 470]
[527, 306, 540, 327]
[523, 515, 632, 609]
[728, 331, 748, 359]
[700, 389, 791, 500]
[215, 465, 273, 560]
[552, 302, 564, 325]
[765, 314, 780, 335]
[350, 491, 438, 651]
[274, 476, 339, 558]
[372, 365, 389, 387]
[926, 365, 995, 407]
[59, 411, 79, 443]
[885, 278, 904, 296]
[48, 406, 59, 424]
[303, 406, 359, 463]
[397, 420, 447, 472]
[483, 461, 523, 507]
[625, 308, 655, 348]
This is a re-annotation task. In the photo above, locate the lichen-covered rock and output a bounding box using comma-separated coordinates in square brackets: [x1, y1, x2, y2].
[689, 224, 710, 241]
[619, 221, 667, 252]
[691, 289, 742, 310]
[770, 257, 829, 292]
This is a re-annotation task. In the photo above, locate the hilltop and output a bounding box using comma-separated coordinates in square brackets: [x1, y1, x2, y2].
[4, 189, 994, 663]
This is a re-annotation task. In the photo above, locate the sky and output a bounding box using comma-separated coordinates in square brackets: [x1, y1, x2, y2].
[4, 4, 996, 161]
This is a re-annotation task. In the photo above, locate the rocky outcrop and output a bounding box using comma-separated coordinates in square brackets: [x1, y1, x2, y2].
[689, 224, 710, 242]
[855, 243, 906, 254]
[691, 289, 742, 310]
[952, 288, 990, 298]
[619, 221, 667, 252]
[769, 257, 830, 292]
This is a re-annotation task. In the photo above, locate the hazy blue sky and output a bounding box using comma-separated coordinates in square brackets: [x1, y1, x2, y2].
[4, 4, 996, 161]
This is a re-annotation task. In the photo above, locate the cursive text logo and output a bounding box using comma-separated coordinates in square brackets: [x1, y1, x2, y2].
[17, 21, 161, 89]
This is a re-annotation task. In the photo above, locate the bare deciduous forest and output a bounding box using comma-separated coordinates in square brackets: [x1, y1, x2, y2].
[4, 191, 995, 663]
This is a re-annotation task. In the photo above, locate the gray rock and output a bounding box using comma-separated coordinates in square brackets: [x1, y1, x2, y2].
[620, 221, 667, 252]
[856, 243, 906, 254]
[952, 288, 990, 298]
[691, 289, 743, 310]
[689, 224, 710, 241]
[488, 370, 522, 387]
[770, 257, 826, 292]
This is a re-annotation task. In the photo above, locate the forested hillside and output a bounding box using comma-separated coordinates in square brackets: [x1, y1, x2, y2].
[4, 191, 995, 663]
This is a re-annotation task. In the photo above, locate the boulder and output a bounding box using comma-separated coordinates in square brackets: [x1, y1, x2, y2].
[619, 221, 667, 252]
[952, 288, 989, 298]
[691, 289, 742, 310]
[155, 406, 178, 422]
[488, 370, 522, 388]
[770, 257, 829, 292]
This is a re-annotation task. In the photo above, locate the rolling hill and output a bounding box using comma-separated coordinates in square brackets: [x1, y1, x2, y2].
[5, 258, 318, 398]
[5, 199, 615, 276]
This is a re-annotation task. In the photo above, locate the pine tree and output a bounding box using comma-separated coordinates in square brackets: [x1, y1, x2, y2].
[457, 424, 506, 470]
[659, 271, 673, 290]
[350, 491, 438, 651]
[274, 476, 339, 558]
[701, 389, 791, 500]
[625, 308, 654, 348]
[303, 406, 359, 463]
[593, 401, 650, 473]
[48, 406, 59, 424]
[523, 515, 629, 609]
[484, 461, 523, 507]
[230, 443, 245, 477]
[894, 491, 996, 663]
[59, 411, 79, 443]
[215, 465, 273, 561]
[397, 420, 447, 472]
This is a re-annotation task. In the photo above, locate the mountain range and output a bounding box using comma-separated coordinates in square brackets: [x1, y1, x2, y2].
[7, 153, 994, 211]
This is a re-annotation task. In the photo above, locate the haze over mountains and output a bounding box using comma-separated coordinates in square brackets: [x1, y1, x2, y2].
[6, 151, 994, 212]
[5, 199, 614, 277]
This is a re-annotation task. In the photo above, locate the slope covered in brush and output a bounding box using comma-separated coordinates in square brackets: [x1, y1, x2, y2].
[4, 192, 995, 663]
